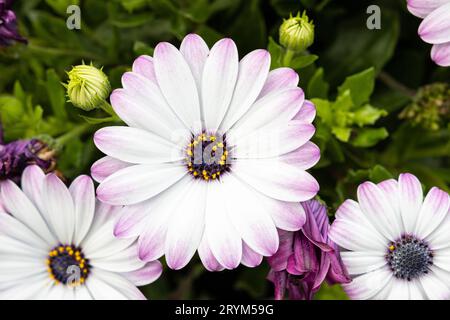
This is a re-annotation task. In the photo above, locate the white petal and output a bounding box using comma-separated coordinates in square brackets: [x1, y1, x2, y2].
[431, 42, 450, 66]
[232, 158, 319, 202]
[418, 2, 450, 44]
[414, 187, 449, 239]
[220, 49, 271, 132]
[94, 126, 183, 165]
[69, 175, 95, 246]
[205, 183, 242, 269]
[398, 173, 423, 234]
[114, 203, 150, 239]
[231, 120, 315, 159]
[257, 67, 299, 99]
[407, 0, 450, 18]
[241, 242, 263, 268]
[223, 175, 279, 256]
[343, 266, 393, 300]
[340, 251, 387, 276]
[154, 41, 201, 132]
[329, 199, 387, 252]
[97, 163, 186, 206]
[180, 33, 209, 92]
[91, 156, 131, 183]
[91, 244, 145, 273]
[132, 55, 157, 83]
[230, 88, 304, 138]
[165, 180, 207, 269]
[419, 268, 450, 299]
[21, 165, 46, 213]
[0, 178, 55, 245]
[42, 174, 75, 244]
[86, 269, 145, 300]
[121, 261, 163, 286]
[198, 234, 225, 272]
[357, 181, 403, 241]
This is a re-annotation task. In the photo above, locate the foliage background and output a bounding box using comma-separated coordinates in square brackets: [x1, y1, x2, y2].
[0, 0, 448, 299]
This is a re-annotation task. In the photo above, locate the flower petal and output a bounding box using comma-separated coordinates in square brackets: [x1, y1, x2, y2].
[257, 67, 299, 99]
[87, 269, 146, 300]
[0, 177, 55, 245]
[69, 175, 95, 246]
[340, 251, 387, 276]
[415, 187, 449, 239]
[165, 180, 207, 269]
[277, 141, 321, 170]
[121, 261, 163, 286]
[223, 175, 279, 256]
[94, 126, 182, 165]
[198, 234, 225, 272]
[205, 183, 242, 269]
[97, 163, 186, 206]
[407, 0, 449, 18]
[241, 242, 263, 268]
[180, 33, 209, 92]
[418, 2, 450, 44]
[132, 55, 157, 83]
[419, 268, 450, 299]
[154, 41, 201, 132]
[398, 173, 423, 234]
[91, 156, 131, 183]
[431, 42, 450, 67]
[232, 158, 319, 202]
[114, 202, 150, 239]
[293, 99, 316, 123]
[220, 49, 271, 132]
[343, 266, 393, 300]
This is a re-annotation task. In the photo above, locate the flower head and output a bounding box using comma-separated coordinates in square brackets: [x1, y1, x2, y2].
[0, 0, 27, 46]
[279, 11, 314, 52]
[0, 165, 162, 299]
[407, 0, 450, 67]
[267, 200, 350, 300]
[65, 63, 111, 111]
[329, 173, 450, 300]
[92, 33, 320, 271]
[400, 82, 450, 130]
[0, 123, 55, 184]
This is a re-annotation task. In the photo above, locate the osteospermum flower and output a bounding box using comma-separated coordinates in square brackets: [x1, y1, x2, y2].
[0, 165, 162, 299]
[267, 200, 350, 300]
[407, 0, 450, 67]
[0, 124, 55, 184]
[92, 33, 320, 270]
[329, 173, 450, 300]
[0, 0, 26, 46]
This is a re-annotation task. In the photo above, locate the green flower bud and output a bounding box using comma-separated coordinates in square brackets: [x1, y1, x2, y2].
[399, 83, 450, 131]
[65, 63, 111, 111]
[279, 11, 315, 52]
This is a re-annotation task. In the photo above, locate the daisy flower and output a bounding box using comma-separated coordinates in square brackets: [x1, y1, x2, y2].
[92, 33, 320, 271]
[0, 165, 162, 300]
[407, 0, 450, 67]
[267, 200, 350, 300]
[329, 173, 450, 300]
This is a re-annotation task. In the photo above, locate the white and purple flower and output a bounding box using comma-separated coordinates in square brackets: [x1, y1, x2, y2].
[267, 200, 350, 300]
[329, 173, 450, 299]
[0, 166, 162, 300]
[91, 34, 320, 271]
[407, 0, 450, 67]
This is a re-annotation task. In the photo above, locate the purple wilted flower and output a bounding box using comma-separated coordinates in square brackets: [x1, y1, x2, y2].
[267, 199, 350, 300]
[0, 124, 55, 184]
[0, 0, 26, 46]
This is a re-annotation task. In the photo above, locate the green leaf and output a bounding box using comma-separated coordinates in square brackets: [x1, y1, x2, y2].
[333, 90, 354, 112]
[307, 68, 329, 99]
[351, 128, 388, 147]
[290, 54, 318, 69]
[312, 98, 332, 125]
[79, 115, 116, 124]
[338, 68, 375, 107]
[45, 69, 68, 120]
[332, 127, 352, 142]
[268, 37, 283, 69]
[369, 165, 393, 183]
[353, 104, 387, 127]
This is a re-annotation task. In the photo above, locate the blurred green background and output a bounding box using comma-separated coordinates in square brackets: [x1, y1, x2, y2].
[0, 0, 448, 299]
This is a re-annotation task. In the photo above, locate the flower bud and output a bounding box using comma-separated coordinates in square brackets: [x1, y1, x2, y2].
[65, 63, 111, 111]
[400, 83, 450, 131]
[279, 11, 314, 52]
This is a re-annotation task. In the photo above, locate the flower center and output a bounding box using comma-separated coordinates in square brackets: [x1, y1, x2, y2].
[386, 236, 433, 281]
[47, 245, 90, 286]
[185, 133, 230, 181]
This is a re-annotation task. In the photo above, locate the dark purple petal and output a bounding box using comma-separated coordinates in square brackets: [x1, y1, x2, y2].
[267, 270, 288, 300]
[0, 1, 27, 46]
[267, 229, 294, 271]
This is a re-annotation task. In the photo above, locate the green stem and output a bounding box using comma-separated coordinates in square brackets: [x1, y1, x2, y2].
[378, 71, 416, 98]
[282, 49, 295, 67]
[56, 122, 92, 146]
[98, 100, 119, 119]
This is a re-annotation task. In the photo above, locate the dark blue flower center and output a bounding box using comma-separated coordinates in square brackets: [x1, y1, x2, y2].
[185, 133, 230, 181]
[47, 245, 90, 286]
[386, 236, 433, 281]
